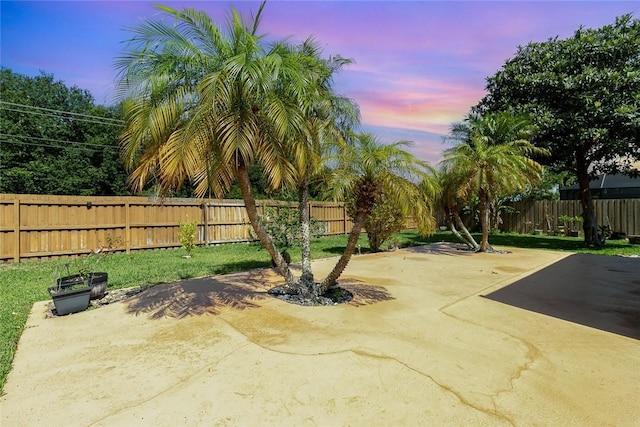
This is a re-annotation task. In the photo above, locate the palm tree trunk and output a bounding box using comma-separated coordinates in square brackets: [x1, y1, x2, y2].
[453, 206, 479, 250]
[478, 189, 491, 252]
[319, 210, 366, 294]
[446, 206, 475, 250]
[237, 161, 296, 285]
[298, 179, 315, 295]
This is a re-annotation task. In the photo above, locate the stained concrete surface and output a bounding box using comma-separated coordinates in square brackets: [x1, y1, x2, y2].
[1, 243, 639, 426]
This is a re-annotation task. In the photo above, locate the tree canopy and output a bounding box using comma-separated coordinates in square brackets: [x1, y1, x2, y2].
[475, 14, 640, 245]
[0, 69, 128, 196]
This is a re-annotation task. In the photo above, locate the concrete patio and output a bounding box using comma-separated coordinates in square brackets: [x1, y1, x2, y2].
[2, 243, 639, 426]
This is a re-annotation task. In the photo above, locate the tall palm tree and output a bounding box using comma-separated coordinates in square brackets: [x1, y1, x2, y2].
[443, 112, 547, 251]
[281, 40, 360, 297]
[115, 3, 314, 284]
[320, 133, 437, 292]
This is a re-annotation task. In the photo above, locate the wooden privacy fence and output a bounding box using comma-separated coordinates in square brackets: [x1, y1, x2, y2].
[501, 199, 640, 236]
[0, 194, 352, 263]
[2, 194, 636, 263]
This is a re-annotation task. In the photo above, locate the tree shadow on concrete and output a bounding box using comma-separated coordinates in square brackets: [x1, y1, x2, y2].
[126, 268, 396, 319]
[320, 246, 371, 256]
[340, 279, 395, 306]
[126, 269, 279, 319]
[402, 242, 475, 256]
[484, 254, 640, 340]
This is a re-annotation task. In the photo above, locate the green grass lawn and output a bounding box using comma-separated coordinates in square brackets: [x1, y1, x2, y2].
[393, 230, 640, 257]
[1, 230, 638, 393]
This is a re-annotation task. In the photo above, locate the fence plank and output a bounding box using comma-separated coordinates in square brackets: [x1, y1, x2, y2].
[13, 199, 20, 262]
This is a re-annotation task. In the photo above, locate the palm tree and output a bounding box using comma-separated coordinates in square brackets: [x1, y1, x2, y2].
[115, 3, 314, 284]
[281, 40, 360, 297]
[320, 133, 437, 292]
[115, 4, 435, 302]
[435, 165, 479, 251]
[442, 112, 547, 251]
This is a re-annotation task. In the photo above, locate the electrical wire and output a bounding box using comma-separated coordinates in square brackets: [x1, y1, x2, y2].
[0, 101, 124, 151]
[0, 100, 124, 124]
[0, 106, 124, 128]
[0, 132, 119, 148]
[0, 139, 120, 152]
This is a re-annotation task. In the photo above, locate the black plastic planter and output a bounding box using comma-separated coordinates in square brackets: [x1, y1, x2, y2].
[56, 272, 108, 300]
[48, 282, 91, 315]
[87, 272, 108, 300]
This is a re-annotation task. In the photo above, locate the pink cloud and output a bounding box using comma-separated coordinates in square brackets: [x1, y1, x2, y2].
[343, 71, 486, 135]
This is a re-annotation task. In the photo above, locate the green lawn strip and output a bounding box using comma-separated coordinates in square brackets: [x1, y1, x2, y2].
[393, 230, 640, 257]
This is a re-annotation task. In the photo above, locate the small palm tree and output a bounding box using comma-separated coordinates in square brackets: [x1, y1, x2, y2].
[443, 112, 547, 251]
[321, 133, 437, 292]
[115, 3, 313, 284]
[115, 4, 437, 303]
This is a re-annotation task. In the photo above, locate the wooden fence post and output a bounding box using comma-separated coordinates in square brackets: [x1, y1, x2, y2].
[13, 198, 20, 263]
[125, 200, 131, 253]
[343, 203, 347, 234]
[202, 201, 209, 245]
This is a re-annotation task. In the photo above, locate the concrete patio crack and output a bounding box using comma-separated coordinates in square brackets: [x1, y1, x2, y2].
[348, 349, 516, 426]
[86, 342, 251, 426]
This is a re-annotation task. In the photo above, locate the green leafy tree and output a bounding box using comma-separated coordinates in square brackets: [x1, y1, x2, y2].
[224, 164, 271, 200]
[476, 14, 640, 246]
[513, 168, 575, 201]
[0, 69, 128, 195]
[443, 112, 547, 251]
[178, 220, 199, 257]
[256, 206, 325, 263]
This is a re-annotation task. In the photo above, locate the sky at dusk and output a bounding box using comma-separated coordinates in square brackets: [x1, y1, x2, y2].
[2, 1, 639, 164]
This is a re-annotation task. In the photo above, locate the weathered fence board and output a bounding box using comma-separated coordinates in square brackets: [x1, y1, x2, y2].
[501, 199, 640, 236]
[0, 194, 352, 263]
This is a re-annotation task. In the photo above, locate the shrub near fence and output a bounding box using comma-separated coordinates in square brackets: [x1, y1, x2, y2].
[0, 194, 352, 263]
[501, 199, 640, 236]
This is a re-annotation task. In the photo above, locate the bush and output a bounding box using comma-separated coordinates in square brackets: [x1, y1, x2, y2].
[257, 207, 326, 252]
[363, 198, 406, 252]
[178, 220, 199, 257]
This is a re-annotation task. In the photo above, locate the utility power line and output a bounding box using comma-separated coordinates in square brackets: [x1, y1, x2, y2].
[0, 106, 123, 127]
[0, 100, 125, 127]
[0, 100, 125, 123]
[0, 132, 120, 148]
[0, 101, 124, 151]
[0, 139, 119, 152]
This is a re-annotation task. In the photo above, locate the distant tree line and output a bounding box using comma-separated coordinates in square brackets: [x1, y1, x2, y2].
[0, 69, 128, 196]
